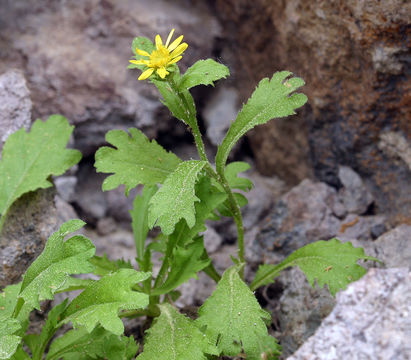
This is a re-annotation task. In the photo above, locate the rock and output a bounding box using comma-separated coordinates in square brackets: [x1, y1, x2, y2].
[203, 87, 239, 146]
[287, 268, 411, 360]
[0, 0, 221, 157]
[337, 166, 374, 215]
[203, 226, 223, 253]
[276, 268, 335, 358]
[368, 225, 411, 269]
[54, 176, 77, 203]
[378, 131, 411, 170]
[0, 188, 58, 287]
[0, 69, 31, 151]
[336, 214, 387, 242]
[247, 180, 342, 265]
[214, 0, 411, 222]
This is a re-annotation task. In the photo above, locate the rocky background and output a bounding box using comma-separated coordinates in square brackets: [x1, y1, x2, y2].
[0, 0, 410, 359]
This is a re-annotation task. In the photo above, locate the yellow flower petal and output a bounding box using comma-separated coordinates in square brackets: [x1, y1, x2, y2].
[168, 55, 182, 64]
[165, 28, 175, 48]
[138, 68, 154, 80]
[156, 67, 169, 79]
[170, 43, 188, 58]
[129, 59, 149, 65]
[155, 34, 163, 49]
[135, 48, 150, 57]
[168, 35, 183, 51]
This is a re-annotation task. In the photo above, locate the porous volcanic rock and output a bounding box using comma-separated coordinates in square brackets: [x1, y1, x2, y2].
[215, 0, 411, 222]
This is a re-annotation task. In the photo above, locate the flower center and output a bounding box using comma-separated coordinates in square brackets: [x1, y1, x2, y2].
[150, 46, 170, 68]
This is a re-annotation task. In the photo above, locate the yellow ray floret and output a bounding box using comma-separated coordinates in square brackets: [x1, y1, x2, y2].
[130, 28, 188, 80]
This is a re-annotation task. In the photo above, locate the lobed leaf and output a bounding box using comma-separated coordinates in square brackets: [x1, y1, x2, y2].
[148, 160, 206, 235]
[138, 304, 219, 360]
[95, 128, 181, 195]
[89, 254, 133, 277]
[224, 161, 253, 191]
[19, 220, 95, 309]
[25, 300, 68, 359]
[152, 238, 210, 295]
[61, 269, 150, 335]
[0, 115, 81, 229]
[216, 71, 307, 172]
[46, 327, 138, 360]
[130, 185, 158, 260]
[196, 266, 280, 359]
[250, 239, 379, 295]
[0, 317, 21, 360]
[179, 59, 230, 90]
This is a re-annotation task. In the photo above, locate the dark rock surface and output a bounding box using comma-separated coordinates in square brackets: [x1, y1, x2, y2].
[0, 188, 58, 287]
[214, 0, 411, 223]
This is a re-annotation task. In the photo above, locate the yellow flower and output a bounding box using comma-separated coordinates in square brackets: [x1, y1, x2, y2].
[130, 29, 188, 80]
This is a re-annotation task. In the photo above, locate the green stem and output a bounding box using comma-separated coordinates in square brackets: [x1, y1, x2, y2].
[168, 77, 208, 162]
[203, 262, 221, 283]
[208, 163, 245, 278]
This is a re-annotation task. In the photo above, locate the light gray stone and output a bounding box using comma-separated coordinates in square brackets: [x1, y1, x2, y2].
[338, 166, 374, 215]
[54, 176, 77, 203]
[369, 225, 411, 269]
[203, 87, 239, 146]
[203, 226, 223, 253]
[0, 69, 31, 150]
[287, 268, 411, 360]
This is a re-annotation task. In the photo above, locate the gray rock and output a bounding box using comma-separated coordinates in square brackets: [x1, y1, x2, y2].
[203, 87, 239, 146]
[54, 176, 77, 203]
[276, 268, 336, 358]
[369, 225, 411, 269]
[287, 268, 411, 360]
[0, 0, 221, 157]
[336, 214, 386, 242]
[203, 226, 223, 253]
[338, 166, 374, 215]
[0, 69, 31, 151]
[247, 180, 342, 265]
[0, 188, 58, 287]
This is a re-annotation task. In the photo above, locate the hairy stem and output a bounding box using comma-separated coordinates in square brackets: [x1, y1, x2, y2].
[205, 164, 245, 278]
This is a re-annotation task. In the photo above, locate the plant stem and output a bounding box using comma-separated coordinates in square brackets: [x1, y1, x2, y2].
[205, 164, 245, 279]
[168, 77, 208, 162]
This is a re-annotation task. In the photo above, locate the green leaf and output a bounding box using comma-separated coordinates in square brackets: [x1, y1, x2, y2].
[139, 304, 219, 360]
[250, 239, 380, 295]
[129, 36, 155, 70]
[8, 346, 30, 360]
[95, 128, 181, 195]
[216, 71, 307, 172]
[152, 238, 210, 295]
[46, 327, 138, 360]
[151, 75, 197, 129]
[0, 284, 31, 339]
[179, 59, 230, 90]
[0, 115, 81, 228]
[89, 254, 133, 277]
[217, 192, 248, 217]
[148, 160, 206, 235]
[0, 317, 21, 360]
[130, 185, 158, 260]
[168, 176, 226, 246]
[224, 161, 253, 191]
[19, 220, 95, 309]
[61, 269, 150, 335]
[196, 266, 280, 360]
[54, 277, 95, 293]
[25, 300, 68, 359]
